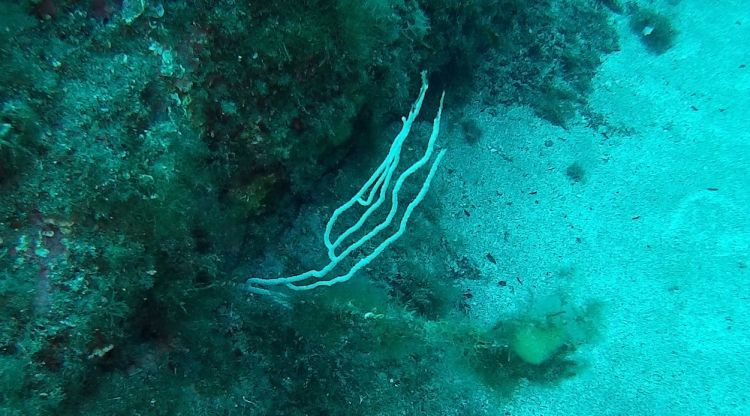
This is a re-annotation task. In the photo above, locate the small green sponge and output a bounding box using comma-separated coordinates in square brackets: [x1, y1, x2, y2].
[511, 324, 566, 365]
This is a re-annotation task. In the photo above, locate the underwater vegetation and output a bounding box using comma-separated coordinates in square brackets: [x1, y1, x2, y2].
[627, 3, 678, 54]
[1, 0, 617, 414]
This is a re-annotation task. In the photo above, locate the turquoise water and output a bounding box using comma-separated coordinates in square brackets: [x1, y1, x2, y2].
[0, 0, 747, 414]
